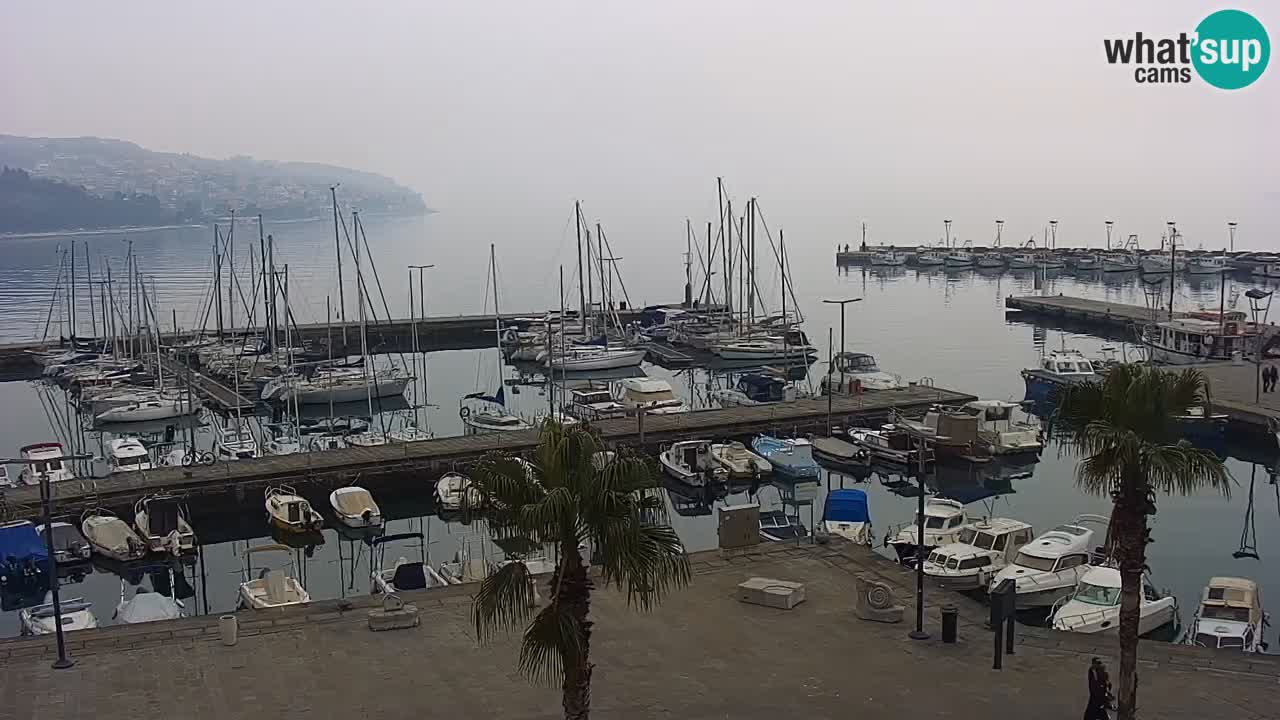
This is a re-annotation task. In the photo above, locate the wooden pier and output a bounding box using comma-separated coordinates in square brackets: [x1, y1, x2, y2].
[0, 383, 974, 521]
[158, 357, 257, 413]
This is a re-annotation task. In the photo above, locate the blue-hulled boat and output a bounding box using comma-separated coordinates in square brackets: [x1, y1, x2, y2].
[1020, 350, 1100, 403]
[822, 488, 873, 544]
[750, 436, 820, 480]
[0, 520, 49, 590]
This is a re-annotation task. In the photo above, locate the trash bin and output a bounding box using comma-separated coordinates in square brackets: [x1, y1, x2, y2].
[941, 605, 959, 644]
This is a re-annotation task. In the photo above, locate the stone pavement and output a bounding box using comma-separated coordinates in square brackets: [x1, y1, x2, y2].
[2, 541, 1275, 720]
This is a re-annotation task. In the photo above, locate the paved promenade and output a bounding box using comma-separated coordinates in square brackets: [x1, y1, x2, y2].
[2, 541, 1275, 719]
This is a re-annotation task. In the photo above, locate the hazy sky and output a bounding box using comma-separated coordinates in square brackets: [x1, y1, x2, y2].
[3, 2, 1277, 249]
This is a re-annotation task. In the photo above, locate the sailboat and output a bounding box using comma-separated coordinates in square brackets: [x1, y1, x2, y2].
[461, 245, 533, 435]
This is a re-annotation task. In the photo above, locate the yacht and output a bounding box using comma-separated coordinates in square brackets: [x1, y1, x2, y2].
[1142, 311, 1259, 365]
[923, 517, 1034, 590]
[659, 440, 725, 487]
[265, 485, 324, 533]
[264, 422, 303, 456]
[821, 488, 873, 545]
[238, 544, 311, 610]
[870, 250, 908, 267]
[988, 514, 1111, 609]
[94, 396, 200, 424]
[617, 378, 687, 414]
[1051, 566, 1179, 636]
[960, 400, 1043, 455]
[821, 352, 905, 394]
[329, 485, 383, 529]
[80, 509, 147, 562]
[1186, 255, 1230, 275]
[261, 369, 412, 405]
[19, 592, 98, 636]
[133, 493, 197, 555]
[17, 442, 75, 485]
[562, 386, 628, 422]
[308, 432, 349, 452]
[708, 441, 772, 479]
[370, 532, 451, 594]
[461, 391, 534, 435]
[215, 424, 260, 460]
[108, 437, 155, 473]
[1102, 253, 1141, 272]
[886, 497, 970, 564]
[759, 510, 810, 542]
[750, 436, 820, 481]
[1021, 349, 1100, 404]
[1185, 577, 1268, 653]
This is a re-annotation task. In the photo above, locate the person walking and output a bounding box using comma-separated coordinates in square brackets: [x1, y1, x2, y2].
[1083, 657, 1112, 720]
[1265, 365, 1275, 393]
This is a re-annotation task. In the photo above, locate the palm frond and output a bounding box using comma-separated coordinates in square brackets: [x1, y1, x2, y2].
[471, 453, 546, 515]
[1145, 442, 1232, 498]
[473, 560, 538, 641]
[517, 600, 585, 685]
[594, 521, 690, 609]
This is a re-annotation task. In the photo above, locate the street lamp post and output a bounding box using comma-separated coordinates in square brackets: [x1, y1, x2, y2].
[822, 298, 862, 394]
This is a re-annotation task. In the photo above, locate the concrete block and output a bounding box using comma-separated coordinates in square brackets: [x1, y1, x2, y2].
[736, 577, 806, 610]
[368, 594, 420, 631]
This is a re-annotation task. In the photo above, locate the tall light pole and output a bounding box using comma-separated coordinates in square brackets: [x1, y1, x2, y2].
[822, 298, 862, 394]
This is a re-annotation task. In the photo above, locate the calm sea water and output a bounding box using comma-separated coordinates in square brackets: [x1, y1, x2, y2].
[2, 217, 1277, 640]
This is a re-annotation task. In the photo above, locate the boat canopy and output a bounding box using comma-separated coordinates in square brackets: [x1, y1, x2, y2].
[0, 522, 48, 564]
[117, 592, 180, 624]
[823, 489, 870, 524]
[145, 496, 182, 536]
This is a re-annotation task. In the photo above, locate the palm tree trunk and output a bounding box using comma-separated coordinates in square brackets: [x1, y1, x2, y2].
[1113, 495, 1147, 720]
[560, 544, 594, 720]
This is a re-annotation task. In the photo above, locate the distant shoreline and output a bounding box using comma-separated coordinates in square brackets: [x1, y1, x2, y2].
[0, 208, 434, 241]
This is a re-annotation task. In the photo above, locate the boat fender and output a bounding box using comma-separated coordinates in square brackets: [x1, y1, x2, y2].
[459, 406, 471, 419]
[1204, 335, 1215, 347]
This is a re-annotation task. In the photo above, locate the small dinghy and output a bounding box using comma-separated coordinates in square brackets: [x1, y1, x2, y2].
[238, 544, 311, 610]
[822, 488, 873, 545]
[759, 510, 810, 542]
[133, 493, 197, 555]
[81, 509, 147, 562]
[329, 486, 383, 529]
[435, 472, 478, 512]
[20, 592, 98, 636]
[659, 440, 726, 487]
[811, 436, 870, 473]
[370, 532, 451, 594]
[709, 441, 772, 479]
[265, 485, 324, 533]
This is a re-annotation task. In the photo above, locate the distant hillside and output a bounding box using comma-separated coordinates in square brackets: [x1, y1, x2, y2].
[0, 135, 426, 234]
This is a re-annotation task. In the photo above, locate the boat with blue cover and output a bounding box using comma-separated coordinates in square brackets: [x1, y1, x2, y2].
[750, 436, 820, 481]
[822, 489, 872, 544]
[0, 521, 49, 590]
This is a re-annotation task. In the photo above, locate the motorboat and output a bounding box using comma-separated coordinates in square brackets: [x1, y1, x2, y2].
[19, 592, 98, 636]
[562, 386, 628, 422]
[541, 345, 646, 371]
[915, 249, 946, 267]
[821, 352, 905, 394]
[847, 426, 933, 467]
[988, 515, 1110, 609]
[1021, 349, 1100, 404]
[923, 517, 1035, 590]
[976, 252, 1006, 269]
[890, 407, 987, 461]
[0, 465, 10, 489]
[944, 250, 975, 268]
[870, 250, 908, 266]
[821, 488, 872, 545]
[1174, 405, 1229, 443]
[659, 440, 726, 487]
[16, 442, 75, 485]
[708, 441, 772, 479]
[1185, 577, 1268, 653]
[437, 534, 557, 584]
[370, 532, 451, 594]
[759, 510, 810, 542]
[885, 497, 970, 564]
[308, 432, 349, 452]
[710, 373, 798, 407]
[36, 521, 93, 564]
[265, 485, 324, 533]
[329, 485, 383, 529]
[1142, 311, 1259, 365]
[80, 509, 147, 562]
[108, 436, 155, 473]
[1102, 253, 1140, 272]
[94, 396, 200, 424]
[115, 574, 183, 624]
[750, 436, 820, 481]
[711, 337, 817, 361]
[133, 493, 196, 555]
[1051, 566, 1178, 635]
[1187, 255, 1230, 275]
[616, 378, 687, 414]
[810, 436, 870, 473]
[0, 521, 48, 589]
[435, 472, 479, 512]
[959, 400, 1043, 455]
[264, 422, 303, 456]
[237, 544, 311, 610]
[215, 424, 260, 460]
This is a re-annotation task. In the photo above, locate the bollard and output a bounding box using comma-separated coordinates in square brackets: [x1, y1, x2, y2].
[219, 614, 238, 646]
[940, 605, 959, 643]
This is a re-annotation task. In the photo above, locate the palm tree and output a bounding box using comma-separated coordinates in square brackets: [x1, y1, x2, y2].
[466, 419, 690, 720]
[1056, 364, 1229, 720]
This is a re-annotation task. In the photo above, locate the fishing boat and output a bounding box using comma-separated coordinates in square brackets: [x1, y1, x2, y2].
[370, 532, 451, 594]
[759, 510, 810, 542]
[19, 592, 98, 636]
[885, 497, 970, 564]
[960, 400, 1043, 455]
[80, 509, 147, 562]
[847, 426, 932, 466]
[329, 485, 383, 529]
[133, 493, 196, 555]
[265, 485, 324, 533]
[944, 249, 975, 268]
[1051, 566, 1178, 636]
[36, 521, 93, 564]
[237, 544, 311, 610]
[616, 377, 687, 414]
[108, 437, 155, 473]
[94, 396, 200, 424]
[435, 472, 478, 512]
[1141, 311, 1259, 365]
[214, 424, 260, 460]
[708, 441, 772, 479]
[976, 252, 1005, 269]
[16, 442, 75, 485]
[821, 488, 872, 544]
[1186, 255, 1230, 275]
[988, 514, 1111, 609]
[915, 249, 946, 267]
[710, 373, 797, 407]
[115, 576, 183, 624]
[750, 436, 820, 481]
[0, 521, 48, 590]
[870, 250, 908, 267]
[1185, 577, 1268, 653]
[923, 517, 1035, 590]
[1020, 349, 1100, 404]
[659, 440, 725, 486]
[821, 352, 905, 393]
[810, 436, 870, 473]
[1074, 253, 1102, 271]
[1102, 253, 1140, 272]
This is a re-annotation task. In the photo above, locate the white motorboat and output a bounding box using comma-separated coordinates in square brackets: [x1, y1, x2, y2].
[870, 250, 908, 266]
[237, 544, 311, 610]
[0, 465, 10, 489]
[1021, 349, 1101, 404]
[370, 532, 451, 594]
[885, 497, 969, 564]
[115, 580, 184, 624]
[915, 250, 946, 267]
[821, 488, 873, 545]
[1102, 253, 1140, 272]
[821, 352, 905, 394]
[435, 472, 479, 512]
[562, 387, 628, 422]
[709, 373, 798, 407]
[759, 510, 810, 542]
[924, 517, 1035, 590]
[17, 442, 75, 485]
[1185, 577, 1268, 653]
[1051, 566, 1178, 636]
[708, 441, 772, 479]
[215, 424, 260, 460]
[711, 337, 817, 361]
[133, 493, 197, 555]
[80, 509, 147, 562]
[960, 400, 1043, 455]
[659, 440, 726, 487]
[976, 252, 1006, 269]
[265, 485, 324, 533]
[329, 486, 383, 529]
[616, 377, 687, 414]
[541, 345, 646, 371]
[308, 432, 349, 452]
[36, 521, 93, 564]
[989, 514, 1110, 609]
[264, 422, 302, 456]
[1186, 255, 1230, 275]
[19, 592, 98, 636]
[94, 396, 200, 424]
[1142, 311, 1259, 365]
[108, 436, 154, 473]
[944, 250, 975, 268]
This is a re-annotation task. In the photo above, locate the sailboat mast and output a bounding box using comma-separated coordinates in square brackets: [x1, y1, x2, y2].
[213, 226, 224, 339]
[684, 220, 693, 307]
[490, 244, 503, 389]
[355, 211, 373, 419]
[69, 242, 77, 346]
[780, 229, 789, 367]
[576, 202, 587, 334]
[227, 210, 236, 336]
[84, 242, 97, 339]
[748, 199, 755, 326]
[1168, 224, 1176, 321]
[331, 185, 347, 346]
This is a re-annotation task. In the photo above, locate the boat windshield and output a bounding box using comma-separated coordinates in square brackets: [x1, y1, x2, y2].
[33, 459, 63, 473]
[958, 528, 977, 544]
[1013, 552, 1057, 572]
[840, 355, 879, 372]
[921, 515, 947, 529]
[1073, 582, 1120, 606]
[1202, 605, 1251, 622]
[629, 388, 676, 402]
[972, 532, 997, 550]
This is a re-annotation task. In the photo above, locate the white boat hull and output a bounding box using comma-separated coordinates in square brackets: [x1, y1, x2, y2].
[95, 399, 200, 423]
[1053, 598, 1178, 635]
[659, 454, 704, 486]
[544, 349, 646, 371]
[285, 377, 412, 405]
[713, 346, 817, 361]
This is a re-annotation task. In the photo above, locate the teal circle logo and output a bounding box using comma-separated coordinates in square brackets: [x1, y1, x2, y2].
[1193, 9, 1270, 89]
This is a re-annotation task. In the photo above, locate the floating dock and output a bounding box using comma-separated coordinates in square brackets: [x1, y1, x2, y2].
[0, 383, 974, 520]
[1004, 294, 1160, 335]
